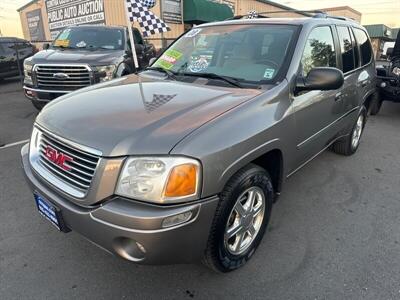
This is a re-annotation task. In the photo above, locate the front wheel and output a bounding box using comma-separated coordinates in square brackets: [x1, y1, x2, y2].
[331, 106, 367, 156]
[203, 164, 273, 272]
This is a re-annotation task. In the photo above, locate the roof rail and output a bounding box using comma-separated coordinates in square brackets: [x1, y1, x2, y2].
[227, 10, 323, 20]
[312, 13, 357, 22]
[228, 10, 357, 22]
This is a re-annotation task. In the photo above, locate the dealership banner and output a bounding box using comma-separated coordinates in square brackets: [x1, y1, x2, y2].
[45, 0, 106, 39]
[26, 9, 46, 41]
[162, 0, 182, 24]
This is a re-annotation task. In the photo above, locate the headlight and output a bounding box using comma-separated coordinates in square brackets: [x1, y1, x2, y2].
[96, 65, 116, 82]
[24, 61, 33, 83]
[116, 157, 201, 204]
[392, 67, 400, 76]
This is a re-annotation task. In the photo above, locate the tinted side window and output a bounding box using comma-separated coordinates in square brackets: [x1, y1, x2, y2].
[337, 26, 356, 73]
[350, 29, 360, 68]
[353, 28, 372, 66]
[301, 26, 337, 76]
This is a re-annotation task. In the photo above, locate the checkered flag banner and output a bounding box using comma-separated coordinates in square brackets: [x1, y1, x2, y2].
[125, 0, 170, 37]
[144, 94, 176, 112]
[140, 0, 156, 8]
[247, 10, 259, 19]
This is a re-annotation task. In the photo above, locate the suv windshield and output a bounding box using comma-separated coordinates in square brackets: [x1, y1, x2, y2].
[152, 24, 297, 85]
[53, 27, 125, 50]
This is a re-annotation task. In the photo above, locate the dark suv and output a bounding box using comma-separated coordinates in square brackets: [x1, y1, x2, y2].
[374, 31, 400, 114]
[0, 37, 36, 81]
[23, 25, 156, 109]
[22, 15, 376, 272]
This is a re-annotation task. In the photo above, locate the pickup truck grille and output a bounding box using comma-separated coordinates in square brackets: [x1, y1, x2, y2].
[35, 65, 92, 91]
[37, 131, 100, 195]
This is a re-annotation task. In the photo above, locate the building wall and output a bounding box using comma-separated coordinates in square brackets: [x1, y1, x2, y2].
[19, 0, 52, 41]
[104, 0, 184, 49]
[18, 0, 309, 46]
[235, 0, 307, 18]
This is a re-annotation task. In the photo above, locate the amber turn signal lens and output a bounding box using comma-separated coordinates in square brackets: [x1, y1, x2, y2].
[164, 164, 198, 198]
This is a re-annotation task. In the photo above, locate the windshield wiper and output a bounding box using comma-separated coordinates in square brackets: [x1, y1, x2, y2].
[145, 67, 177, 80]
[180, 72, 244, 88]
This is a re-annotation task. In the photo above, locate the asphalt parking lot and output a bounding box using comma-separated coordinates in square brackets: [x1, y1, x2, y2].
[1, 78, 400, 300]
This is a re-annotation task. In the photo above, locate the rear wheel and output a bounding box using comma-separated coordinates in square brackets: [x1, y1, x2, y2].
[203, 164, 273, 272]
[331, 106, 367, 156]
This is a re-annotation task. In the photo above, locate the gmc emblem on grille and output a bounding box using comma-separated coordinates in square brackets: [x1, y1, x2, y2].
[45, 146, 73, 171]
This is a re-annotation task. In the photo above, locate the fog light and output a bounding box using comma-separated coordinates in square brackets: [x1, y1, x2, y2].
[381, 82, 387, 88]
[162, 211, 192, 228]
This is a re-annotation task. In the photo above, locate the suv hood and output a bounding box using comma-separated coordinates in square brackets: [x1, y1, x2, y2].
[36, 74, 263, 157]
[31, 48, 123, 65]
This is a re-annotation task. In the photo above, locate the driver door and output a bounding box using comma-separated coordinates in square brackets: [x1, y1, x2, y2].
[292, 26, 343, 168]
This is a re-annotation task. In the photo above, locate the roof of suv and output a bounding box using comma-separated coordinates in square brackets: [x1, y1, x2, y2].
[197, 17, 363, 29]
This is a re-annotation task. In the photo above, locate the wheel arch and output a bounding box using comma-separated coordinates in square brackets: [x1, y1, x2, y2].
[217, 140, 284, 198]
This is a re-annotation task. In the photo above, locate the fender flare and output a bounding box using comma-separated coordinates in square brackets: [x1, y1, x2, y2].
[217, 139, 284, 192]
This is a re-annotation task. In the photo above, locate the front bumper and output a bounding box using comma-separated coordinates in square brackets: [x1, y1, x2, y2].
[21, 144, 219, 264]
[23, 86, 70, 102]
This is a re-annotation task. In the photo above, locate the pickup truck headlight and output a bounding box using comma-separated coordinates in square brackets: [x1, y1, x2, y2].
[116, 157, 201, 204]
[96, 65, 116, 82]
[392, 67, 400, 77]
[24, 61, 33, 84]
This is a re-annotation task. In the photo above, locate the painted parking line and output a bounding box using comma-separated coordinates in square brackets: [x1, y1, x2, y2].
[0, 139, 29, 150]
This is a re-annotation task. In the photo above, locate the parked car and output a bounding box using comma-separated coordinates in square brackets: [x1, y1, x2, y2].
[23, 25, 156, 110]
[0, 37, 36, 81]
[21, 15, 376, 272]
[374, 31, 400, 115]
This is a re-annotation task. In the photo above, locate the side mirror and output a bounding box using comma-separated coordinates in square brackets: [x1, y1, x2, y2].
[386, 47, 394, 57]
[296, 67, 344, 92]
[43, 43, 50, 50]
[149, 57, 157, 66]
[135, 44, 144, 53]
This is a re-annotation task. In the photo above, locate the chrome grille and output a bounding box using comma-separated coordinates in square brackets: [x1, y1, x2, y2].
[35, 64, 91, 91]
[37, 131, 100, 195]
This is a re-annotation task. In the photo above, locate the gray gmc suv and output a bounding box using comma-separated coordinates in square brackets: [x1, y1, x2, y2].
[21, 15, 376, 272]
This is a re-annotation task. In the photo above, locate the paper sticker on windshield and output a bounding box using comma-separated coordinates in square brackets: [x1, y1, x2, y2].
[189, 56, 210, 73]
[185, 28, 202, 38]
[54, 39, 70, 47]
[154, 49, 183, 70]
[57, 29, 70, 40]
[263, 68, 275, 79]
[76, 41, 87, 48]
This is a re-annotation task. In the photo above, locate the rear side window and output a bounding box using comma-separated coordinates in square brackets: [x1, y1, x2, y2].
[301, 26, 337, 76]
[353, 28, 373, 66]
[337, 26, 356, 73]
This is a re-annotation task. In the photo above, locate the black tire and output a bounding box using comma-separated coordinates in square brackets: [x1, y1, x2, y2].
[203, 164, 274, 273]
[331, 106, 367, 156]
[369, 93, 383, 116]
[31, 100, 46, 111]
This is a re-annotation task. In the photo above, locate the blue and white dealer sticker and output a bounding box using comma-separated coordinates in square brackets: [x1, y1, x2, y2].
[34, 193, 61, 230]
